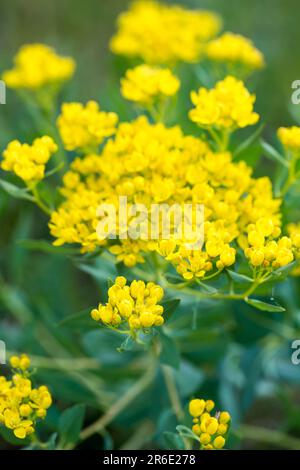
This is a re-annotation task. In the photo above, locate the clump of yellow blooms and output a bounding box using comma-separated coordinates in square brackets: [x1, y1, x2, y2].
[189, 76, 259, 130]
[189, 398, 231, 450]
[121, 64, 180, 106]
[91, 276, 164, 331]
[0, 354, 52, 439]
[244, 218, 294, 269]
[277, 126, 300, 153]
[57, 101, 118, 152]
[49, 114, 291, 279]
[287, 223, 300, 275]
[2, 44, 75, 90]
[110, 0, 221, 65]
[206, 32, 265, 72]
[1, 136, 58, 184]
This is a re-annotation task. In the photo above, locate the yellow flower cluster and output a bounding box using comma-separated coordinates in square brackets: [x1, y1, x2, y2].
[206, 32, 265, 71]
[49, 115, 286, 279]
[287, 223, 300, 275]
[244, 218, 294, 269]
[277, 126, 300, 152]
[110, 0, 221, 65]
[57, 101, 118, 152]
[1, 136, 58, 183]
[0, 355, 52, 439]
[91, 276, 164, 331]
[189, 76, 259, 130]
[121, 65, 180, 106]
[2, 44, 75, 90]
[189, 398, 231, 450]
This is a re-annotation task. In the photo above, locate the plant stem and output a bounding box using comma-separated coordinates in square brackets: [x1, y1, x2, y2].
[281, 152, 298, 196]
[79, 363, 155, 442]
[31, 185, 52, 215]
[238, 424, 300, 450]
[162, 365, 184, 421]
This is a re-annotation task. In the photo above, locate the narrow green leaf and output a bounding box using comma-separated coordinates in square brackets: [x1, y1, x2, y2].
[227, 269, 253, 284]
[161, 298, 180, 321]
[18, 239, 80, 256]
[117, 335, 135, 352]
[260, 140, 288, 167]
[58, 308, 98, 330]
[159, 331, 180, 369]
[164, 431, 185, 450]
[59, 404, 85, 447]
[45, 162, 64, 177]
[0, 179, 35, 201]
[233, 124, 265, 158]
[245, 298, 285, 312]
[176, 425, 200, 442]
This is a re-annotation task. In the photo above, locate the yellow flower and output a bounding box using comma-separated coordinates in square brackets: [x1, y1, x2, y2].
[49, 115, 285, 279]
[277, 126, 300, 152]
[91, 276, 165, 331]
[57, 101, 118, 151]
[189, 76, 259, 130]
[3, 43, 75, 90]
[189, 398, 231, 450]
[10, 354, 30, 371]
[110, 0, 221, 65]
[244, 218, 294, 269]
[1, 136, 57, 183]
[121, 64, 180, 106]
[206, 32, 265, 72]
[0, 355, 52, 439]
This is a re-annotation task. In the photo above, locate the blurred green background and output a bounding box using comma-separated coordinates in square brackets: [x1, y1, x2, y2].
[1, 0, 300, 139]
[1, 0, 300, 451]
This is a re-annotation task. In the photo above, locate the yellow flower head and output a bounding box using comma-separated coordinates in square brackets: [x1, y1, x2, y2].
[206, 32, 265, 72]
[0, 355, 52, 439]
[1, 136, 57, 183]
[49, 116, 283, 279]
[189, 75, 259, 130]
[91, 276, 165, 331]
[110, 0, 221, 65]
[3, 43, 75, 90]
[277, 126, 300, 152]
[121, 64, 180, 106]
[287, 223, 300, 275]
[189, 398, 231, 450]
[57, 101, 118, 152]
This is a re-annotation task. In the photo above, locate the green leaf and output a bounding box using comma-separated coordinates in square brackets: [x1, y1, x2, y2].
[117, 335, 135, 352]
[245, 298, 285, 312]
[18, 239, 80, 256]
[161, 298, 180, 321]
[233, 124, 265, 158]
[163, 431, 185, 450]
[159, 331, 180, 369]
[268, 261, 298, 280]
[58, 308, 98, 330]
[227, 270, 253, 284]
[260, 140, 288, 167]
[176, 425, 200, 442]
[58, 404, 85, 447]
[195, 280, 218, 294]
[0, 179, 35, 201]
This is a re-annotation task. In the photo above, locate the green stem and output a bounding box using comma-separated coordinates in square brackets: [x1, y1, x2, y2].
[31, 185, 52, 215]
[281, 152, 298, 196]
[162, 365, 184, 421]
[238, 424, 300, 450]
[79, 363, 155, 443]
